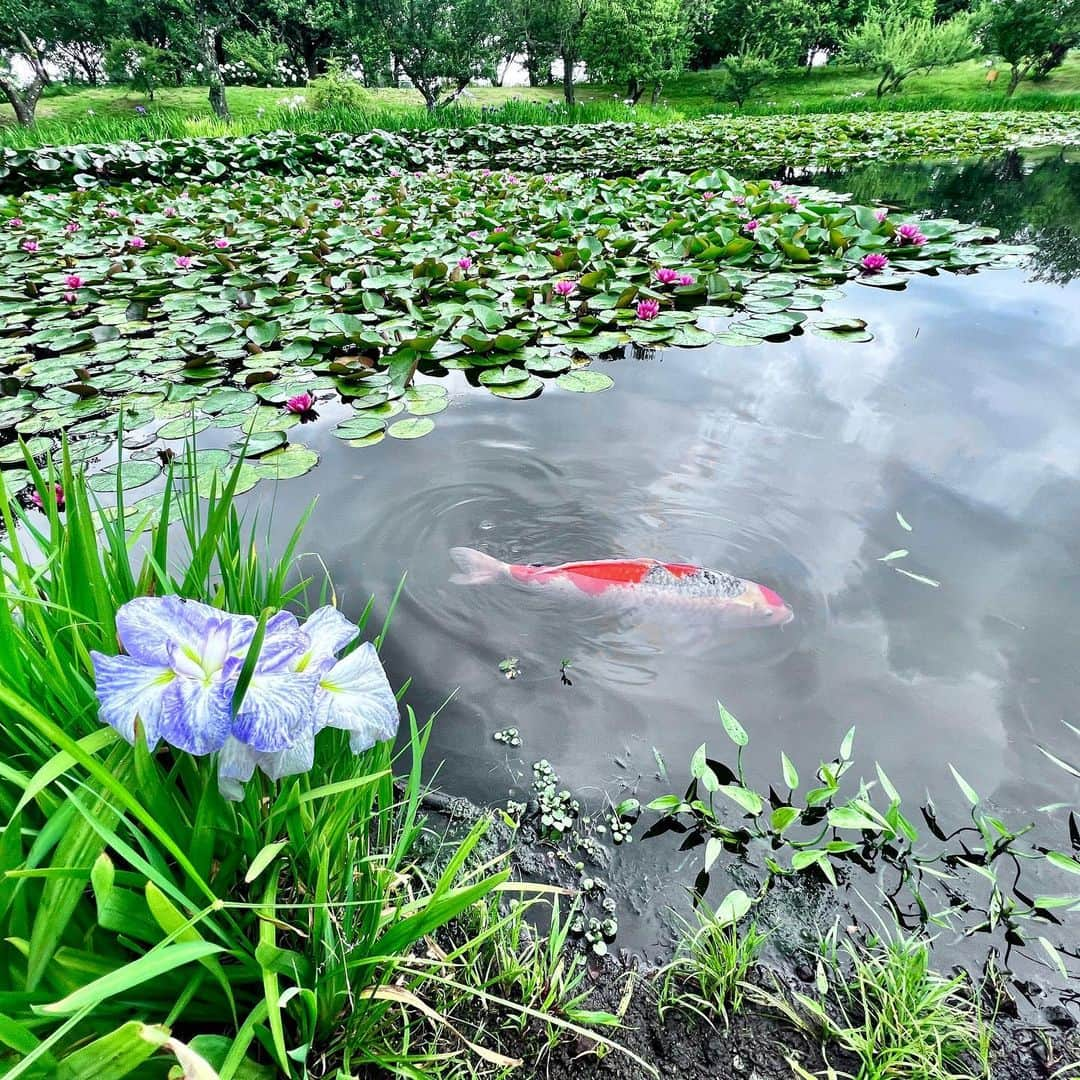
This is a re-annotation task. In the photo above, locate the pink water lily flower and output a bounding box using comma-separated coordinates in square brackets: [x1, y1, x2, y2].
[213, 237, 230, 249]
[64, 273, 83, 288]
[457, 256, 473, 271]
[30, 484, 64, 512]
[64, 291, 78, 304]
[64, 220, 80, 233]
[553, 279, 577, 297]
[874, 208, 888, 223]
[860, 252, 890, 274]
[467, 229, 484, 240]
[104, 208, 120, 218]
[702, 191, 716, 201]
[164, 206, 178, 217]
[677, 273, 695, 286]
[21, 239, 38, 252]
[543, 173, 555, 184]
[480, 169, 492, 178]
[128, 236, 146, 250]
[655, 268, 680, 285]
[176, 255, 196, 270]
[896, 223, 927, 246]
[285, 392, 316, 415]
[7, 217, 22, 228]
[636, 299, 660, 320]
[731, 194, 746, 207]
[784, 195, 800, 209]
[770, 180, 782, 190]
[743, 220, 759, 235]
[330, 198, 343, 209]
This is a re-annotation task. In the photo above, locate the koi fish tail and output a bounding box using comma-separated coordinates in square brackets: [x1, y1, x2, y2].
[449, 547, 509, 585]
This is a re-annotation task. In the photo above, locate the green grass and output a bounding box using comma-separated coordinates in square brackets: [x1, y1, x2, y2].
[754, 930, 994, 1080]
[5, 53, 1078, 148]
[0, 448, 509, 1078]
[658, 903, 769, 1027]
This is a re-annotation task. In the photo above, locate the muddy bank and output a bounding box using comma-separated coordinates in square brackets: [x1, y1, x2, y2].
[404, 791, 1079, 1079]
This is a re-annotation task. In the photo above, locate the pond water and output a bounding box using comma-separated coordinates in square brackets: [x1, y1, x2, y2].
[245, 151, 1080, 990]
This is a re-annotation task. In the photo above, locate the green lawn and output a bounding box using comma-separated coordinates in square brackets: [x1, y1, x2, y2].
[5, 53, 1078, 147]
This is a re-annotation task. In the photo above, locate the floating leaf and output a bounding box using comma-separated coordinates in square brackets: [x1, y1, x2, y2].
[555, 370, 614, 394]
[87, 460, 161, 493]
[254, 445, 319, 480]
[387, 418, 435, 440]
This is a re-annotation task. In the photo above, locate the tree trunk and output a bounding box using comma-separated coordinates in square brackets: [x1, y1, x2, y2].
[0, 78, 43, 126]
[2, 33, 49, 126]
[525, 44, 540, 86]
[302, 32, 320, 80]
[1006, 63, 1028, 97]
[562, 49, 576, 106]
[650, 80, 662, 105]
[202, 27, 231, 119]
[876, 70, 890, 98]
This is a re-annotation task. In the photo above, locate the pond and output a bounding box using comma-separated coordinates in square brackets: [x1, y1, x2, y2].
[241, 149, 1080, 997]
[3, 146, 1079, 1007]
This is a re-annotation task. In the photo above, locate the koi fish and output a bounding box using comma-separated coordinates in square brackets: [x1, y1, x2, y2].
[449, 548, 793, 626]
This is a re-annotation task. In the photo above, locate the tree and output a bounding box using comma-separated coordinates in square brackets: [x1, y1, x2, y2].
[692, 0, 863, 68]
[104, 37, 185, 97]
[714, 47, 778, 106]
[842, 4, 977, 96]
[980, 0, 1080, 96]
[580, 0, 705, 103]
[359, 0, 508, 110]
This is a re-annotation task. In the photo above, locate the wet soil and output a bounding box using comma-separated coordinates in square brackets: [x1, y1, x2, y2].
[399, 795, 1080, 1080]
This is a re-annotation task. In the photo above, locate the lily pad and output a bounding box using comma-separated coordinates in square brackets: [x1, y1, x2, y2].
[387, 417, 435, 439]
[555, 371, 614, 394]
[87, 459, 161, 493]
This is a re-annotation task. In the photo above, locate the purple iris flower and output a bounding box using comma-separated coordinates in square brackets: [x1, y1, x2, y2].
[91, 597, 398, 798]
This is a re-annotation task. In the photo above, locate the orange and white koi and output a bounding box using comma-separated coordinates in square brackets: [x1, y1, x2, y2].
[449, 548, 793, 626]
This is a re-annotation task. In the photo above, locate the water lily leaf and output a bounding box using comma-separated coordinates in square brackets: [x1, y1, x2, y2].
[158, 416, 211, 440]
[555, 371, 614, 393]
[487, 375, 544, 399]
[334, 416, 386, 440]
[387, 417, 435, 439]
[254, 445, 319, 480]
[87, 459, 161, 492]
[230, 431, 288, 457]
[478, 367, 530, 386]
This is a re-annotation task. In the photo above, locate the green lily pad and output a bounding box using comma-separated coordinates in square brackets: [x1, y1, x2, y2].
[87, 459, 161, 493]
[254, 444, 319, 480]
[387, 417, 435, 439]
[555, 370, 614, 394]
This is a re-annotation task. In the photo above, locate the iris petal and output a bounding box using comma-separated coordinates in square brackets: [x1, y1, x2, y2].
[117, 595, 257, 669]
[115, 595, 192, 665]
[217, 736, 258, 801]
[314, 642, 399, 752]
[158, 677, 233, 755]
[255, 729, 317, 781]
[256, 610, 310, 671]
[298, 607, 359, 671]
[232, 669, 321, 752]
[90, 650, 173, 747]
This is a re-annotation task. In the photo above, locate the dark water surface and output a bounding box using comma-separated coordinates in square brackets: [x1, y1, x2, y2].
[248, 152, 1080, 985]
